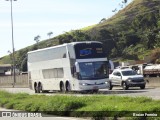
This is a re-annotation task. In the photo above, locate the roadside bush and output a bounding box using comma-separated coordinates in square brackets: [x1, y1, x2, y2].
[150, 48, 160, 63]
[0, 91, 160, 119]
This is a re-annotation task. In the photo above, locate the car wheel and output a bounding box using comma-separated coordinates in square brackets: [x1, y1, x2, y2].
[140, 85, 145, 89]
[122, 82, 129, 90]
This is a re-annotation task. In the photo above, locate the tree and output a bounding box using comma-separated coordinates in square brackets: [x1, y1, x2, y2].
[98, 29, 114, 55]
[99, 18, 107, 24]
[150, 48, 160, 63]
[34, 35, 41, 48]
[122, 0, 127, 4]
[34, 35, 40, 43]
[20, 56, 27, 72]
[47, 32, 53, 39]
[71, 30, 91, 42]
[16, 48, 29, 71]
[112, 8, 117, 13]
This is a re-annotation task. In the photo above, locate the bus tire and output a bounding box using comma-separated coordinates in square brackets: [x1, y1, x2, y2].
[38, 82, 42, 93]
[38, 83, 49, 93]
[42, 90, 49, 93]
[34, 82, 38, 93]
[93, 89, 99, 93]
[66, 81, 71, 92]
[37, 83, 41, 93]
[108, 82, 113, 90]
[60, 82, 65, 92]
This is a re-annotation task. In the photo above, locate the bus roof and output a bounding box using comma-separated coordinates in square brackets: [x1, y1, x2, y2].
[28, 41, 102, 54]
[69, 41, 102, 45]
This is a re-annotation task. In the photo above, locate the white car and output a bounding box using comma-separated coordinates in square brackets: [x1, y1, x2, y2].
[108, 68, 146, 90]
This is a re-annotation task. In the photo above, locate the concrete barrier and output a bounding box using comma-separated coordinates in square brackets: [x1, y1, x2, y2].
[0, 74, 28, 88]
[145, 77, 160, 87]
[0, 75, 160, 88]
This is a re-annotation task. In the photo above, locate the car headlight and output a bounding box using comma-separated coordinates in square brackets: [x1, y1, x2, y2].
[127, 79, 132, 82]
[105, 82, 108, 84]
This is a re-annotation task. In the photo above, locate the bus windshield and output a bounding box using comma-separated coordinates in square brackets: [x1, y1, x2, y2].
[78, 61, 109, 80]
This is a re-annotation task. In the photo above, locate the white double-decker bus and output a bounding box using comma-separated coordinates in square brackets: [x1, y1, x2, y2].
[28, 41, 109, 93]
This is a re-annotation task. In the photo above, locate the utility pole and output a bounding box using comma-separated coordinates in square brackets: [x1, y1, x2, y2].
[6, 0, 17, 87]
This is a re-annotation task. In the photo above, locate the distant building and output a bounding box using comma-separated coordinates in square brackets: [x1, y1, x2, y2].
[0, 64, 12, 76]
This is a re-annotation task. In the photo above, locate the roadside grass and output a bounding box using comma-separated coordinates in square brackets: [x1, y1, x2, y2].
[0, 91, 160, 119]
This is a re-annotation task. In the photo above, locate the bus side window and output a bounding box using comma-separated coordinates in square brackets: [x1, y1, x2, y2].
[63, 53, 66, 58]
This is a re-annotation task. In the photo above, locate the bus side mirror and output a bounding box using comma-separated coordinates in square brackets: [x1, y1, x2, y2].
[75, 62, 80, 73]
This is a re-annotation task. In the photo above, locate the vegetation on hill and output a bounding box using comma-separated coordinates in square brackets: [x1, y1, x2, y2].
[0, 0, 160, 71]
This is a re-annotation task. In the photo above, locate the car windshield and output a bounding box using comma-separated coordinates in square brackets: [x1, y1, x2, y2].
[79, 61, 109, 80]
[122, 70, 137, 76]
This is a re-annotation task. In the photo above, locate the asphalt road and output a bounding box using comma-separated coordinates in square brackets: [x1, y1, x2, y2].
[0, 87, 160, 100]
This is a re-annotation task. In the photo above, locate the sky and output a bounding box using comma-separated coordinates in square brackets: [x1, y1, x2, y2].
[0, 0, 133, 57]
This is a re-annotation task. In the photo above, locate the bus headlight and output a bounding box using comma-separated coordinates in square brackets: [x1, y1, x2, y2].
[79, 83, 88, 86]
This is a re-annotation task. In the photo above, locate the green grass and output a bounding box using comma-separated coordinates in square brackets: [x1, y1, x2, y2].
[0, 90, 160, 119]
[81, 24, 97, 31]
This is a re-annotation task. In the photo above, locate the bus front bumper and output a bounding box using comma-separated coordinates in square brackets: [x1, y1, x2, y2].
[79, 82, 108, 91]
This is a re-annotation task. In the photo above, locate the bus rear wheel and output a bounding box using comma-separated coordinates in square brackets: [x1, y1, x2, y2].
[37, 84, 41, 93]
[60, 82, 65, 92]
[66, 82, 71, 92]
[34, 83, 38, 93]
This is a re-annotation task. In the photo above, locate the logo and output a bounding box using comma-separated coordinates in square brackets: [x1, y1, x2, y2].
[2, 112, 12, 117]
[1, 112, 42, 118]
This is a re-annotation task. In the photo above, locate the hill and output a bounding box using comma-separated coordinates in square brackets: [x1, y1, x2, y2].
[0, 0, 160, 71]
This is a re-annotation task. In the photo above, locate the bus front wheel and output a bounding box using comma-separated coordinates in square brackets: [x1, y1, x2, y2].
[108, 82, 113, 90]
